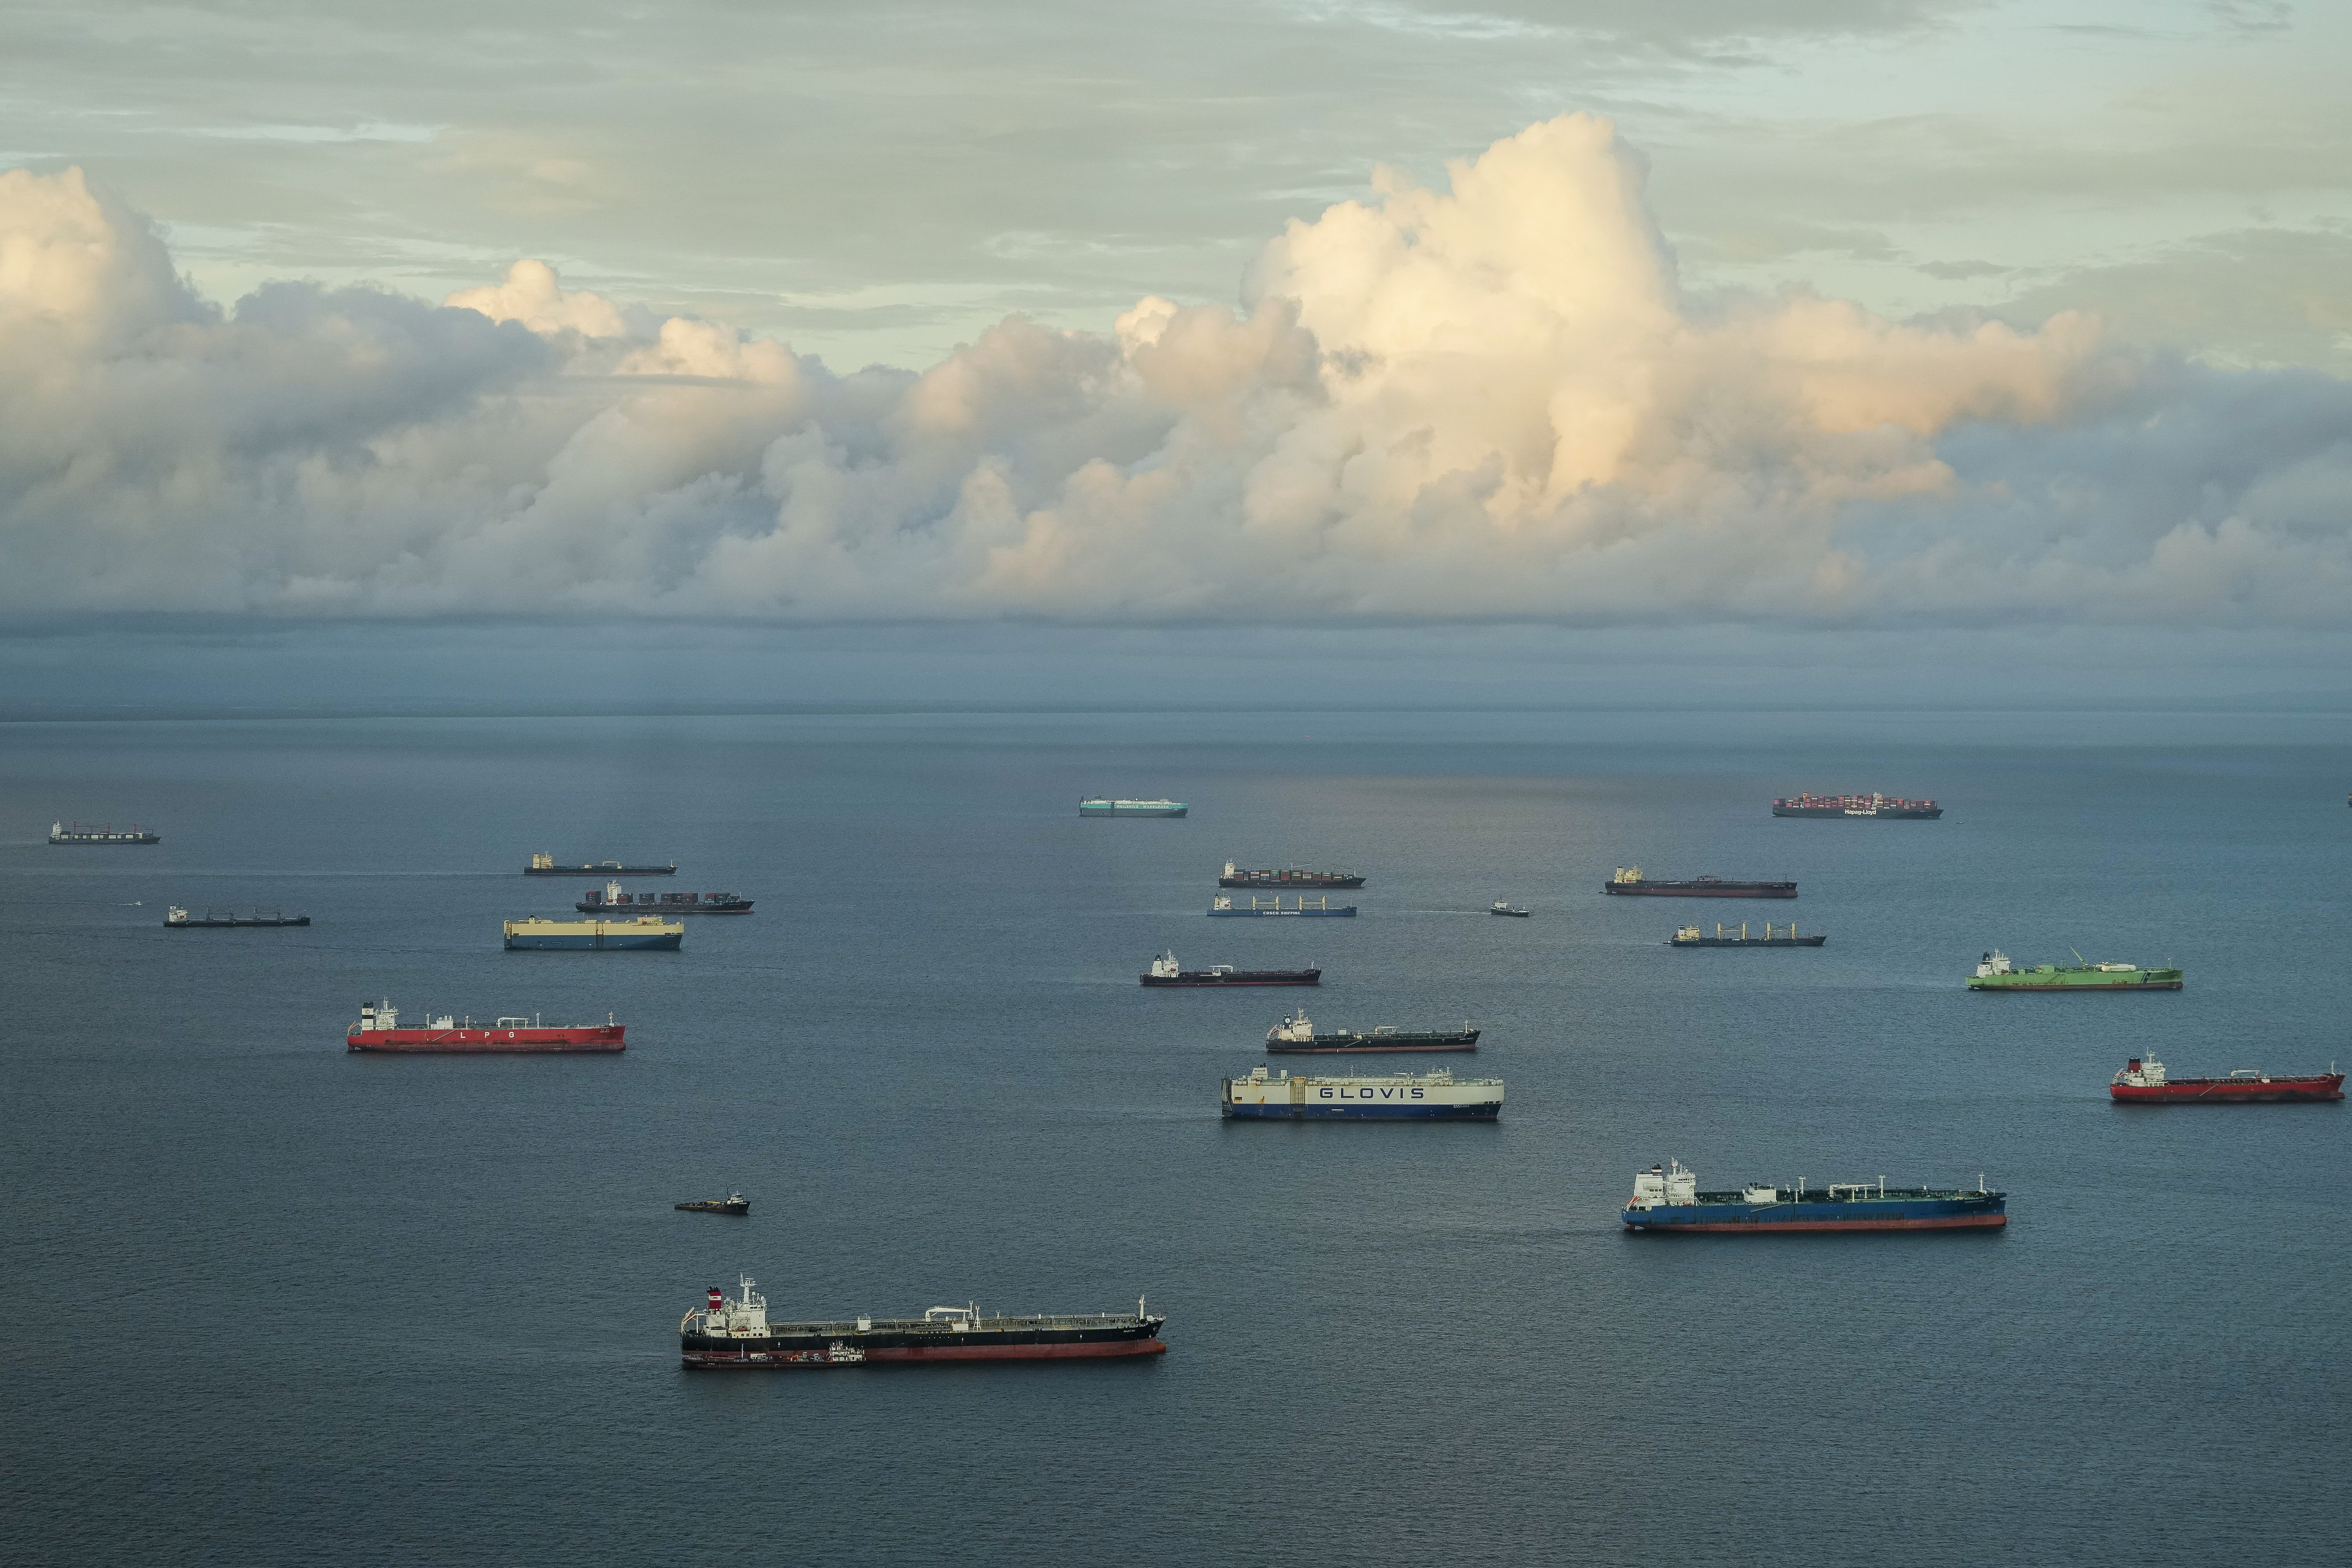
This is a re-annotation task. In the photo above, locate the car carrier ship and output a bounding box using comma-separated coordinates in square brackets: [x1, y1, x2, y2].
[2109, 1053, 2344, 1103]
[525, 853, 675, 876]
[680, 1276, 1167, 1368]
[1210, 895, 1356, 917]
[1622, 1161, 2005, 1233]
[50, 821, 158, 845]
[346, 1001, 625, 1053]
[1218, 861, 1365, 889]
[1604, 867, 1797, 899]
[1221, 1064, 1503, 1119]
[1142, 951, 1320, 986]
[1263, 1011, 1478, 1053]
[577, 881, 751, 915]
[503, 915, 683, 950]
[1772, 793, 1942, 819]
[1970, 950, 2182, 990]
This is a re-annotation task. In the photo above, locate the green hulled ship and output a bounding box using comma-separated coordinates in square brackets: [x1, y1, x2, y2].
[1968, 950, 2182, 991]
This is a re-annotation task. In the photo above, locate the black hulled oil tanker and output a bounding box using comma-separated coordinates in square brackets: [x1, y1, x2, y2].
[1264, 1010, 1478, 1053]
[1143, 951, 1320, 986]
[680, 1276, 1166, 1368]
[1218, 861, 1365, 889]
[1604, 867, 1796, 899]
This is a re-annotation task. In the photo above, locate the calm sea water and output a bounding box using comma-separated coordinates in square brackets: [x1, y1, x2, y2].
[3, 710, 2347, 1567]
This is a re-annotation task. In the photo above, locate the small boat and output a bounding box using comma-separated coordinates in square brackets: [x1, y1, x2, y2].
[165, 907, 311, 927]
[2110, 1055, 2344, 1103]
[1489, 901, 1530, 917]
[675, 1193, 751, 1215]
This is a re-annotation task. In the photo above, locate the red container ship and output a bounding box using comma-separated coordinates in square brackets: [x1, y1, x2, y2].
[345, 1000, 624, 1053]
[2110, 1054, 2343, 1103]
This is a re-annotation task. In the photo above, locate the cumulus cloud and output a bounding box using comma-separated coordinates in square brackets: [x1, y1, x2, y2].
[4, 116, 2351, 626]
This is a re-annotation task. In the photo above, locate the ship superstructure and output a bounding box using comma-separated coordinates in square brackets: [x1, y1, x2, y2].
[679, 1276, 1166, 1368]
[1221, 1065, 1503, 1119]
[1622, 1161, 2005, 1233]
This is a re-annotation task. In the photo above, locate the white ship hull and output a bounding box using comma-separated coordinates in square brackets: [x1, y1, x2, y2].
[1221, 1068, 1503, 1120]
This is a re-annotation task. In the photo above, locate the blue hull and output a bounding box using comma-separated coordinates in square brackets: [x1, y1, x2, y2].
[1625, 1195, 2004, 1232]
[1222, 1103, 1499, 1120]
[504, 932, 682, 950]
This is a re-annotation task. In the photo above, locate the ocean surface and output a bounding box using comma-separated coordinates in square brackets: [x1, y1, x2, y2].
[4, 709, 2347, 1567]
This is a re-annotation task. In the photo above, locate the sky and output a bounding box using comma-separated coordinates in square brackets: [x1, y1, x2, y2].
[2, 0, 2351, 678]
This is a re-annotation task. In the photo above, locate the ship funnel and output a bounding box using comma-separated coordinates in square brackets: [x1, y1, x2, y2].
[707, 1286, 723, 1312]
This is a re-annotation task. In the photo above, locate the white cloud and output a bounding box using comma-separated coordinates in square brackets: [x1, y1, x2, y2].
[4, 117, 2351, 627]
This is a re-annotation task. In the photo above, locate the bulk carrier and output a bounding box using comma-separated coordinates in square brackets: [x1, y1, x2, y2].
[1263, 1011, 1478, 1053]
[1221, 1065, 1503, 1119]
[1669, 923, 1822, 947]
[1218, 862, 1365, 889]
[50, 822, 158, 845]
[1604, 868, 1797, 899]
[2110, 1054, 2343, 1103]
[680, 1277, 1166, 1368]
[346, 1001, 624, 1053]
[1772, 793, 1941, 819]
[1210, 895, 1356, 917]
[1622, 1161, 2005, 1233]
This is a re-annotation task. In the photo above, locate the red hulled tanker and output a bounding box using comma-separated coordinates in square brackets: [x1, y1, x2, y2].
[346, 1001, 624, 1053]
[2110, 1054, 2343, 1103]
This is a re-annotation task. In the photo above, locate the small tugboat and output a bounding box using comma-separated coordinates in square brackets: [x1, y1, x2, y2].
[165, 907, 311, 927]
[2109, 1054, 2344, 1103]
[1141, 951, 1320, 986]
[50, 821, 158, 845]
[1970, 950, 2182, 990]
[1668, 923, 1823, 947]
[1264, 1011, 1479, 1053]
[676, 1192, 752, 1214]
[1604, 867, 1797, 899]
[1622, 1161, 2005, 1232]
[1220, 862, 1365, 889]
[1489, 901, 1530, 917]
[1209, 895, 1356, 917]
[524, 852, 676, 876]
[680, 1276, 1166, 1366]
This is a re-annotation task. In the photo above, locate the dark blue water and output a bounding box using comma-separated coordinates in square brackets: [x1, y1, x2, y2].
[4, 711, 2347, 1566]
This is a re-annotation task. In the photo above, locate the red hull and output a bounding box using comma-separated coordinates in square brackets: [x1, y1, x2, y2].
[684, 1339, 1166, 1369]
[1632, 1215, 2006, 1233]
[348, 1026, 624, 1053]
[2112, 1075, 2343, 1103]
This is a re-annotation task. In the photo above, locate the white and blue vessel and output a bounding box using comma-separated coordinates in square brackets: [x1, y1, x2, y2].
[1221, 1065, 1503, 1120]
[1621, 1161, 2005, 1233]
[503, 915, 683, 951]
[1079, 798, 1187, 817]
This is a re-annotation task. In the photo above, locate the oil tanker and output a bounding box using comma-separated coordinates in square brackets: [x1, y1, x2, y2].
[1970, 951, 2181, 990]
[1605, 867, 1796, 899]
[1218, 861, 1365, 889]
[1143, 951, 1320, 986]
[680, 1276, 1166, 1368]
[345, 1000, 624, 1053]
[2109, 1054, 2344, 1103]
[1263, 1011, 1478, 1053]
[1221, 1064, 1503, 1119]
[1622, 1161, 2005, 1233]
[578, 881, 751, 915]
[1772, 793, 1941, 819]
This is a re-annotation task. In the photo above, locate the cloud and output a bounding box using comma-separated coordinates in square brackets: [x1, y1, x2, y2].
[4, 116, 2352, 628]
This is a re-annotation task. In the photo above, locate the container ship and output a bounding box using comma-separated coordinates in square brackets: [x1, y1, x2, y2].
[1604, 867, 1796, 899]
[346, 1000, 624, 1053]
[1622, 1161, 2005, 1233]
[503, 915, 683, 950]
[578, 881, 751, 915]
[680, 1277, 1166, 1368]
[1079, 798, 1187, 817]
[1264, 1011, 1478, 1053]
[1221, 1065, 1503, 1119]
[1218, 861, 1365, 889]
[1669, 923, 1822, 947]
[1970, 950, 2181, 990]
[525, 853, 675, 876]
[165, 906, 310, 928]
[1210, 895, 1356, 917]
[2109, 1054, 2343, 1103]
[1772, 793, 1941, 819]
[1142, 951, 1320, 986]
[50, 822, 158, 845]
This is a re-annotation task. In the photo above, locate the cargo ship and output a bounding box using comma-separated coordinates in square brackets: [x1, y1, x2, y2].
[1218, 861, 1365, 889]
[346, 1000, 625, 1053]
[1210, 895, 1356, 917]
[503, 915, 683, 950]
[1970, 950, 2181, 990]
[525, 853, 675, 876]
[680, 1276, 1166, 1368]
[1264, 1011, 1478, 1053]
[1221, 1064, 1503, 1119]
[1604, 867, 1796, 899]
[1079, 798, 1187, 817]
[1490, 901, 1530, 917]
[676, 1193, 751, 1214]
[1669, 923, 1823, 947]
[1622, 1161, 2005, 1233]
[1772, 793, 1941, 819]
[165, 906, 310, 928]
[2109, 1054, 2344, 1103]
[1142, 951, 1320, 986]
[50, 821, 158, 845]
[578, 881, 751, 915]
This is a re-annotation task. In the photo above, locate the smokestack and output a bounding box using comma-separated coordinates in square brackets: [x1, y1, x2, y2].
[707, 1287, 723, 1312]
